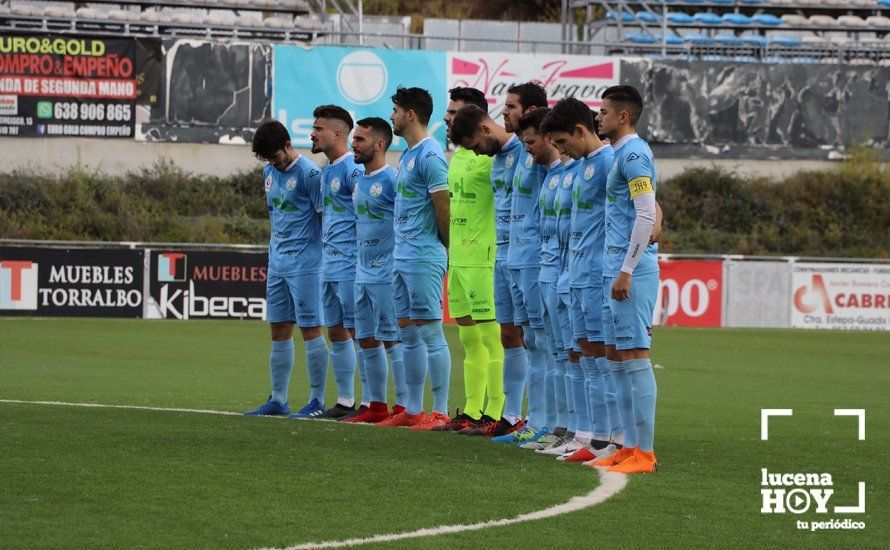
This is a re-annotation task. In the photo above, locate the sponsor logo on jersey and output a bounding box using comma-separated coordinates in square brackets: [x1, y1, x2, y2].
[264, 176, 273, 193]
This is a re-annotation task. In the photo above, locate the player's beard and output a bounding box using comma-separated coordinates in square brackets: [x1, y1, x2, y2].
[391, 119, 405, 137]
[483, 137, 501, 156]
[353, 148, 373, 165]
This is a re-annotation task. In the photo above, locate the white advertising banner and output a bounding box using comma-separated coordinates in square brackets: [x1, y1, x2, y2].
[791, 263, 890, 331]
[725, 260, 791, 328]
[446, 51, 620, 122]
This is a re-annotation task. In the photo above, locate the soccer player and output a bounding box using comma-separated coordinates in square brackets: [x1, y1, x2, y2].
[536, 155, 584, 458]
[378, 86, 452, 430]
[501, 83, 552, 447]
[308, 105, 365, 420]
[244, 120, 331, 417]
[342, 117, 408, 424]
[513, 107, 571, 451]
[433, 87, 504, 433]
[591, 85, 660, 474]
[541, 99, 622, 463]
[449, 102, 526, 440]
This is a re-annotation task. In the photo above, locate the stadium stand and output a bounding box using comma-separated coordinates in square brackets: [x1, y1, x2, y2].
[572, 0, 890, 64]
[0, 0, 325, 40]
[1, 0, 887, 62]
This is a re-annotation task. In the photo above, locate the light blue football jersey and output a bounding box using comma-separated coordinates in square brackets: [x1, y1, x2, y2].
[604, 134, 659, 277]
[321, 152, 362, 282]
[507, 150, 548, 269]
[569, 145, 613, 288]
[537, 159, 564, 284]
[353, 164, 397, 285]
[264, 155, 323, 277]
[491, 134, 524, 261]
[555, 159, 579, 294]
[393, 137, 450, 263]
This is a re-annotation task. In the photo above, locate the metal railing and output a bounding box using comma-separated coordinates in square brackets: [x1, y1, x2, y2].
[3, 239, 887, 263]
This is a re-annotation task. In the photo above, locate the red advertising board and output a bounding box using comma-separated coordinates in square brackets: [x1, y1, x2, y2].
[656, 260, 723, 327]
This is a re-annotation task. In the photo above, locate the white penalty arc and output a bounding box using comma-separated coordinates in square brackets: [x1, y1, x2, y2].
[271, 470, 627, 549]
[0, 399, 629, 549]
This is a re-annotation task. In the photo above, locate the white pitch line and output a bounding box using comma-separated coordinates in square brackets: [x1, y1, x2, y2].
[0, 399, 246, 417]
[270, 470, 628, 550]
[0, 398, 629, 549]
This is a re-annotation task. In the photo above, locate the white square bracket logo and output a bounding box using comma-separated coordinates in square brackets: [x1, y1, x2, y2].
[760, 408, 867, 523]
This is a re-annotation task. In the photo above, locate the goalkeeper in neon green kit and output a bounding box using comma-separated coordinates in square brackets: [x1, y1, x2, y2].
[432, 87, 504, 433]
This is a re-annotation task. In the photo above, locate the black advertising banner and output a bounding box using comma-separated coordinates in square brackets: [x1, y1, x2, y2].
[621, 58, 890, 158]
[145, 250, 268, 320]
[140, 40, 271, 143]
[0, 34, 162, 137]
[0, 247, 144, 317]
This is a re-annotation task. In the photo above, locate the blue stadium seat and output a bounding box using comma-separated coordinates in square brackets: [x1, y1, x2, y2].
[701, 55, 732, 62]
[607, 11, 636, 23]
[667, 12, 695, 24]
[712, 0, 734, 4]
[772, 34, 803, 47]
[715, 33, 745, 46]
[723, 13, 753, 25]
[763, 56, 788, 63]
[734, 56, 759, 63]
[680, 0, 705, 3]
[791, 56, 820, 64]
[739, 0, 764, 4]
[694, 12, 723, 25]
[684, 33, 716, 45]
[879, 0, 890, 6]
[740, 33, 770, 46]
[636, 11, 663, 24]
[627, 31, 657, 44]
[658, 33, 686, 45]
[752, 14, 781, 26]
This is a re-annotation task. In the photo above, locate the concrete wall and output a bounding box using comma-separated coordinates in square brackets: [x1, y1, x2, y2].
[0, 137, 845, 179]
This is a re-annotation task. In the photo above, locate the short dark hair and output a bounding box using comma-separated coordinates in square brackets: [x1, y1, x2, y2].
[517, 107, 551, 134]
[590, 109, 601, 135]
[448, 86, 488, 113]
[601, 85, 643, 126]
[252, 119, 290, 158]
[449, 104, 489, 146]
[356, 116, 393, 150]
[391, 86, 434, 125]
[540, 98, 594, 134]
[312, 104, 354, 131]
[507, 81, 548, 111]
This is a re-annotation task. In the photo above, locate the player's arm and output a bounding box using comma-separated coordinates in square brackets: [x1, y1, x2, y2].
[423, 151, 451, 249]
[649, 201, 663, 244]
[306, 167, 323, 222]
[612, 156, 656, 302]
[431, 189, 450, 249]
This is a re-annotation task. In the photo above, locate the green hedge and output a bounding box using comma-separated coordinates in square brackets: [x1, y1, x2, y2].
[0, 160, 268, 244]
[658, 148, 889, 258]
[1, 152, 887, 258]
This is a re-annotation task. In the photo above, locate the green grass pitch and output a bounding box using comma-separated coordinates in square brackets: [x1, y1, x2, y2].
[0, 318, 886, 548]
